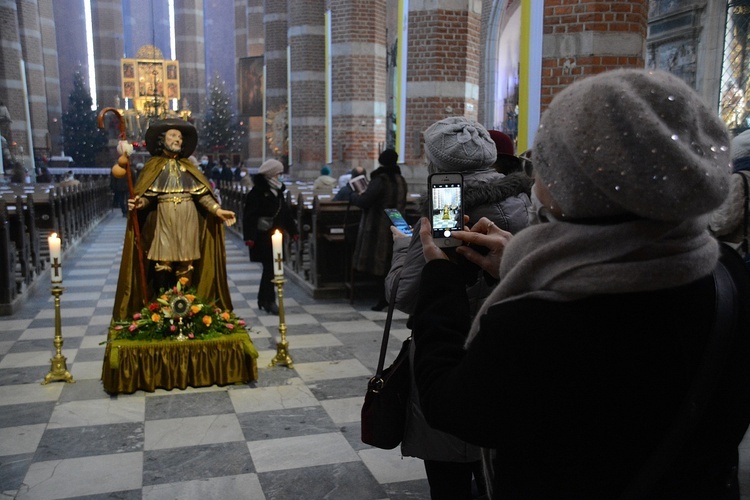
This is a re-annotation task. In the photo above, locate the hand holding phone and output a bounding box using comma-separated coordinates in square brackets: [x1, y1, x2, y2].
[428, 173, 464, 248]
[384, 208, 412, 237]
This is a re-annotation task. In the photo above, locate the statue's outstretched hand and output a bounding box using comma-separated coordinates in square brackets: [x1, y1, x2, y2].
[216, 208, 236, 226]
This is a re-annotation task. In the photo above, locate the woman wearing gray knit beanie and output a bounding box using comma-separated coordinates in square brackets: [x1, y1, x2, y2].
[384, 116, 532, 499]
[407, 69, 750, 498]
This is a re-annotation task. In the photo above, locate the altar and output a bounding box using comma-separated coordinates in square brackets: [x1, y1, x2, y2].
[101, 332, 258, 394]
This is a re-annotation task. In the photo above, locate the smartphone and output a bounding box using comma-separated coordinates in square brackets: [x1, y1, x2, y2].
[384, 208, 413, 237]
[428, 172, 464, 248]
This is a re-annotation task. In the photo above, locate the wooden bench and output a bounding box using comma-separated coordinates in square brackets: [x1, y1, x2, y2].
[0, 200, 17, 305]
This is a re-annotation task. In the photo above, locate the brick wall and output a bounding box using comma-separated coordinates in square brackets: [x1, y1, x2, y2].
[540, 0, 648, 109]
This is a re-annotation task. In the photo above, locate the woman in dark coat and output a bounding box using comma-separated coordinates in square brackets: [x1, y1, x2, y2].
[242, 159, 297, 314]
[410, 69, 750, 499]
[351, 149, 408, 310]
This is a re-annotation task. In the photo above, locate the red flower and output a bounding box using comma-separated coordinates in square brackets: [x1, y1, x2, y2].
[149, 303, 160, 312]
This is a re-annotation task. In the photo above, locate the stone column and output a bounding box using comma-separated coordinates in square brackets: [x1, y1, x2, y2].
[38, 0, 62, 155]
[263, 0, 288, 162]
[0, 1, 27, 156]
[174, 0, 206, 117]
[16, 0, 50, 161]
[91, 0, 125, 111]
[243, 0, 265, 165]
[328, 0, 388, 173]
[403, 0, 483, 168]
[287, 0, 325, 174]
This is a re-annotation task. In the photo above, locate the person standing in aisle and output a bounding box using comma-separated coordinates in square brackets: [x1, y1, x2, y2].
[243, 159, 298, 314]
[351, 149, 407, 311]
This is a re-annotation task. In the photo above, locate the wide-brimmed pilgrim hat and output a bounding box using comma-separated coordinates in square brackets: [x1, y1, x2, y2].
[144, 119, 198, 157]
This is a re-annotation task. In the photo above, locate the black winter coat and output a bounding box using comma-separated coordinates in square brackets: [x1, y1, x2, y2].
[413, 246, 750, 498]
[350, 164, 408, 275]
[242, 174, 297, 262]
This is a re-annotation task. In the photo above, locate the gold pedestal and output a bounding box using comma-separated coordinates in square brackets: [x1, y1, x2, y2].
[42, 286, 75, 385]
[269, 276, 294, 368]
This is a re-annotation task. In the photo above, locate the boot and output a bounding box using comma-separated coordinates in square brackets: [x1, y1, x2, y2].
[258, 301, 279, 315]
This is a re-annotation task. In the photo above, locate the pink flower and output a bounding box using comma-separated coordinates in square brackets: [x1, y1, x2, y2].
[238, 320, 246, 326]
[226, 323, 234, 330]
[188, 333, 195, 339]
[170, 325, 176, 332]
[133, 313, 141, 320]
[114, 325, 123, 331]
[128, 324, 137, 332]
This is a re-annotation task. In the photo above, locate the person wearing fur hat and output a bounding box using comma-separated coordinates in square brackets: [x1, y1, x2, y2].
[350, 148, 408, 311]
[242, 159, 298, 314]
[112, 119, 236, 321]
[409, 69, 750, 498]
[710, 129, 750, 257]
[383, 117, 531, 499]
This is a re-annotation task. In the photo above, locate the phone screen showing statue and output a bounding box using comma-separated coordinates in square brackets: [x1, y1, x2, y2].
[431, 182, 462, 239]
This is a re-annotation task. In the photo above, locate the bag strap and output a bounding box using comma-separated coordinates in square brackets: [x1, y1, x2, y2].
[374, 272, 402, 376]
[620, 261, 738, 498]
[740, 173, 749, 254]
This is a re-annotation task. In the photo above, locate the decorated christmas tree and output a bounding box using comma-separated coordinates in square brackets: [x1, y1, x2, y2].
[61, 71, 107, 167]
[200, 75, 245, 154]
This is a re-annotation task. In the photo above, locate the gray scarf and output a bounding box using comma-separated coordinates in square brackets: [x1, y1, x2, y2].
[466, 215, 719, 346]
[467, 215, 719, 499]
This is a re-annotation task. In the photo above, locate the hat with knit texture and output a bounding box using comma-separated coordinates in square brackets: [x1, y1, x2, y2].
[731, 129, 750, 162]
[488, 130, 516, 158]
[423, 117, 497, 172]
[532, 69, 730, 222]
[258, 159, 284, 177]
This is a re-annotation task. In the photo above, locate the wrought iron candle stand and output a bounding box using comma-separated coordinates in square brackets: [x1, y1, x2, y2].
[42, 285, 75, 385]
[269, 276, 294, 368]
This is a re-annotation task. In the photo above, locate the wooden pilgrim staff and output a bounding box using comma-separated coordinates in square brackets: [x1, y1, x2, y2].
[97, 107, 148, 305]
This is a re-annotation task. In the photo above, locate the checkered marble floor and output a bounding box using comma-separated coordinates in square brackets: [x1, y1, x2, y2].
[0, 212, 429, 499]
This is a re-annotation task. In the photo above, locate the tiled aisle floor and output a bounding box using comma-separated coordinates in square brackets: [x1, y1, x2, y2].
[0, 212, 428, 499]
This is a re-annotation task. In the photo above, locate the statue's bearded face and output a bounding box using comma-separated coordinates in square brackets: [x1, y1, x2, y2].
[164, 129, 183, 154]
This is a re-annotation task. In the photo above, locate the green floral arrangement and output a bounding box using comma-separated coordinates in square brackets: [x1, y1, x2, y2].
[109, 277, 248, 341]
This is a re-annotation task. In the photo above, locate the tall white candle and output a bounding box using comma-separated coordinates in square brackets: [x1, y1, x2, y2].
[271, 229, 284, 276]
[48, 232, 62, 283]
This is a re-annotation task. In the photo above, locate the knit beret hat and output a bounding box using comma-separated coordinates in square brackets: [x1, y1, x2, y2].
[532, 69, 730, 222]
[731, 129, 750, 161]
[258, 159, 284, 177]
[321, 166, 331, 176]
[423, 117, 497, 172]
[488, 130, 516, 158]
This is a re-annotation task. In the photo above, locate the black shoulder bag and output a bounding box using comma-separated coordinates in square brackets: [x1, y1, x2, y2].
[361, 274, 411, 450]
